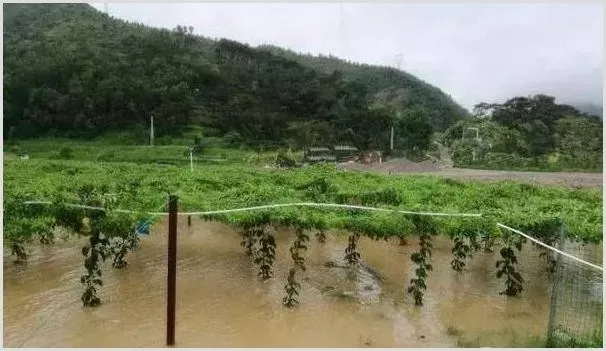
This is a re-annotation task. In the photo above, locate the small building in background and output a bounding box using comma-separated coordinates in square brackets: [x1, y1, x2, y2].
[333, 145, 359, 162]
[304, 145, 360, 164]
[304, 147, 336, 164]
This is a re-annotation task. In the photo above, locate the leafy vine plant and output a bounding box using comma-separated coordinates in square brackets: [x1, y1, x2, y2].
[253, 226, 276, 280]
[240, 224, 258, 256]
[315, 230, 327, 243]
[345, 233, 361, 265]
[283, 224, 309, 307]
[4, 196, 58, 264]
[450, 229, 481, 272]
[407, 216, 437, 306]
[51, 186, 142, 307]
[495, 229, 525, 296]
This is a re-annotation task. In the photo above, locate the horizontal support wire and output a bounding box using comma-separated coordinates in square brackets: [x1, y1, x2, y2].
[23, 201, 482, 217]
[496, 223, 603, 272]
[23, 200, 603, 271]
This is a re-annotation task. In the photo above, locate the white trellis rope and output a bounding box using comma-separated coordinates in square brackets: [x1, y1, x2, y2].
[23, 201, 483, 218]
[22, 200, 602, 271]
[161, 202, 484, 217]
[497, 223, 603, 272]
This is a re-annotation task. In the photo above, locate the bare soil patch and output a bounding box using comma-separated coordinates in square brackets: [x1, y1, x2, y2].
[338, 158, 603, 188]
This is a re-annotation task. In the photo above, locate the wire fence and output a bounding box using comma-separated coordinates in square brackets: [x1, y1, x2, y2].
[546, 229, 603, 348]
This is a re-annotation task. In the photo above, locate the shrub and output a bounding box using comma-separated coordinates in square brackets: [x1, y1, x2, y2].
[58, 147, 74, 160]
[276, 150, 296, 168]
[9, 145, 22, 156]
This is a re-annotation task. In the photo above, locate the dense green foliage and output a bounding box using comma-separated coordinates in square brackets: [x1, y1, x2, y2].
[442, 95, 603, 171]
[260, 45, 470, 132]
[5, 158, 602, 247]
[4, 3, 468, 154]
[4, 146, 602, 306]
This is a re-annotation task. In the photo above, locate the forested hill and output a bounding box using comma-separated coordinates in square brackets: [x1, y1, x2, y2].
[259, 45, 469, 131]
[3, 3, 469, 151]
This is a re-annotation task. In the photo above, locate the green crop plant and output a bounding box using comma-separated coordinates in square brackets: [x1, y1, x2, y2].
[3, 158, 603, 308]
[315, 230, 327, 243]
[254, 227, 276, 280]
[345, 234, 361, 265]
[495, 231, 525, 296]
[407, 216, 438, 305]
[450, 228, 482, 272]
[239, 224, 258, 257]
[283, 225, 309, 307]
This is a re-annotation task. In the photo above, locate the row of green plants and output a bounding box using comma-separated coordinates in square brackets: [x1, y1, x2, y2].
[4, 159, 603, 308]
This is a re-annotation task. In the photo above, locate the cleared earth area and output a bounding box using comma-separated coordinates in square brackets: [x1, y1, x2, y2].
[338, 158, 603, 188]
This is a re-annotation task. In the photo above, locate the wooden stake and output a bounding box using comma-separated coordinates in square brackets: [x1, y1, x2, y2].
[166, 195, 178, 346]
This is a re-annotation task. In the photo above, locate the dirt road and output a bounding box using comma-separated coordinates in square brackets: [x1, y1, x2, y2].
[338, 158, 603, 188]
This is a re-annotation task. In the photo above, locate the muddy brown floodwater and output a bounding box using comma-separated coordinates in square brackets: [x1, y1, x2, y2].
[3, 218, 602, 347]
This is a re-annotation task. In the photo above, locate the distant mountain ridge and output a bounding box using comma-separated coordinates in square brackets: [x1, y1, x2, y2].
[3, 3, 469, 150]
[570, 102, 603, 118]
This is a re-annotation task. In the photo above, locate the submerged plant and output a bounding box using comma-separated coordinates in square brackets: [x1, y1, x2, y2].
[451, 233, 471, 272]
[10, 241, 27, 264]
[240, 224, 258, 256]
[283, 225, 309, 307]
[315, 230, 327, 243]
[345, 234, 361, 265]
[450, 229, 482, 272]
[407, 216, 437, 306]
[80, 231, 111, 307]
[495, 231, 525, 296]
[254, 227, 276, 280]
[408, 232, 433, 305]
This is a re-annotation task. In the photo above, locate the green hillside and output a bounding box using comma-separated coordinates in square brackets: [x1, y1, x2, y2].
[260, 45, 469, 131]
[3, 3, 469, 152]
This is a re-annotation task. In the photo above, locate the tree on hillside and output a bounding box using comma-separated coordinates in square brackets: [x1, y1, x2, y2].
[394, 107, 433, 156]
[3, 3, 467, 154]
[443, 94, 602, 169]
[488, 95, 587, 160]
[555, 116, 603, 168]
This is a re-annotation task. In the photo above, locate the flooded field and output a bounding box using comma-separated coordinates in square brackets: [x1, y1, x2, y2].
[3, 218, 602, 347]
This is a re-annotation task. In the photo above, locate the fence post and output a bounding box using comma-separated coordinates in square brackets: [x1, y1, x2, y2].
[546, 222, 565, 346]
[166, 195, 178, 346]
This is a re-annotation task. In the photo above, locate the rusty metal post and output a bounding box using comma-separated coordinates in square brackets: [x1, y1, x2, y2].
[166, 195, 178, 346]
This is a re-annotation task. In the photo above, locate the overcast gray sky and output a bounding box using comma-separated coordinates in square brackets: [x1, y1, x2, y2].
[91, 2, 603, 110]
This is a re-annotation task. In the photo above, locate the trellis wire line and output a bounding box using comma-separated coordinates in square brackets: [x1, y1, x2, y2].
[135, 199, 169, 234]
[23, 200, 601, 271]
[496, 223, 603, 272]
[23, 200, 482, 218]
[168, 202, 484, 217]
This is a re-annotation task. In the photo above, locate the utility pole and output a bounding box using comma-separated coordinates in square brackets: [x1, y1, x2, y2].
[189, 146, 194, 172]
[391, 111, 400, 151]
[150, 114, 154, 146]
